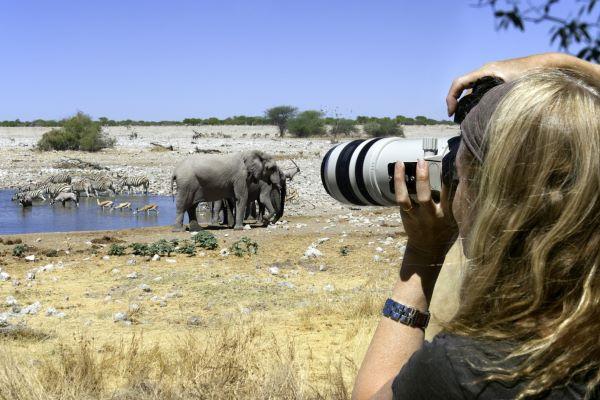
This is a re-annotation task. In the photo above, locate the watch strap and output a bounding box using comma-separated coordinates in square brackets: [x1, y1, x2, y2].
[382, 298, 430, 329]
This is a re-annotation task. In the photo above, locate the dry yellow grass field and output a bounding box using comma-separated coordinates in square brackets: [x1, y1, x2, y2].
[0, 210, 463, 399]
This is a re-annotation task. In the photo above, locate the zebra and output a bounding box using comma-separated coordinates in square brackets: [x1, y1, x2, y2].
[118, 175, 150, 195]
[71, 178, 94, 197]
[90, 177, 116, 196]
[16, 189, 47, 202]
[42, 173, 72, 184]
[42, 183, 73, 199]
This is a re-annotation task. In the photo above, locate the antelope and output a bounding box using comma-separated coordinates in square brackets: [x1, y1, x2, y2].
[134, 204, 159, 214]
[96, 199, 114, 209]
[113, 202, 132, 211]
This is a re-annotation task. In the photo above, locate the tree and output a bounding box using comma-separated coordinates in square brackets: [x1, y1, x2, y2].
[329, 118, 357, 142]
[478, 0, 600, 62]
[37, 112, 116, 152]
[265, 106, 298, 137]
[287, 110, 325, 137]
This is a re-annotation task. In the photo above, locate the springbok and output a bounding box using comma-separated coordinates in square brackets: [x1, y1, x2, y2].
[113, 202, 132, 211]
[96, 199, 114, 209]
[134, 204, 159, 214]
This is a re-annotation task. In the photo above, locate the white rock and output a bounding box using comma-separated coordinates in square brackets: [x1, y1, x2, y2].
[126, 258, 137, 266]
[0, 272, 10, 281]
[35, 238, 41, 243]
[153, 276, 162, 282]
[20, 301, 41, 315]
[139, 283, 151, 292]
[113, 312, 128, 322]
[84, 241, 93, 246]
[5, 296, 17, 306]
[151, 254, 161, 261]
[373, 255, 381, 262]
[129, 303, 140, 312]
[243, 224, 251, 230]
[268, 266, 280, 275]
[39, 263, 54, 272]
[102, 255, 110, 261]
[126, 272, 138, 279]
[323, 284, 335, 292]
[150, 295, 162, 302]
[278, 281, 295, 289]
[112, 268, 120, 274]
[319, 264, 328, 272]
[375, 247, 384, 253]
[45, 307, 66, 318]
[165, 258, 177, 264]
[0, 313, 9, 327]
[24, 255, 36, 262]
[316, 237, 330, 244]
[304, 246, 323, 258]
[26, 272, 36, 281]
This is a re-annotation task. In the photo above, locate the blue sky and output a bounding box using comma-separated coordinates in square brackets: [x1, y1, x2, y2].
[1, 1, 560, 121]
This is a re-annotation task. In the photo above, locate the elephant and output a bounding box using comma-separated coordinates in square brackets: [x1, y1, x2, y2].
[171, 150, 278, 231]
[211, 161, 300, 227]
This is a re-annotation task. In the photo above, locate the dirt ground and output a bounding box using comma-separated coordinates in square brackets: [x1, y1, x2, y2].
[0, 209, 463, 398]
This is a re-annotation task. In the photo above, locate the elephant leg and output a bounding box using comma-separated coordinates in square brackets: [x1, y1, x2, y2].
[259, 187, 276, 223]
[188, 203, 201, 232]
[172, 194, 188, 232]
[211, 200, 223, 225]
[258, 203, 266, 226]
[225, 198, 235, 228]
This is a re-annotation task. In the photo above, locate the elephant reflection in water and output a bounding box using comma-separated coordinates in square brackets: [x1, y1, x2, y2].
[171, 150, 284, 231]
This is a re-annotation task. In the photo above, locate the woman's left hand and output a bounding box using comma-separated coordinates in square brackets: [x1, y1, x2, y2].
[394, 159, 458, 259]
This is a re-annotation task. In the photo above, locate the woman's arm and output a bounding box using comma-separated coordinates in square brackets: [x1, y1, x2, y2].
[446, 52, 600, 116]
[352, 160, 458, 400]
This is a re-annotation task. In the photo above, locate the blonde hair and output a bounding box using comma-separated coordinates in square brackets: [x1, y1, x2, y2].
[448, 69, 600, 398]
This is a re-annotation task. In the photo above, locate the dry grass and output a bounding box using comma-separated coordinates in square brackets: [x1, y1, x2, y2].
[0, 322, 354, 400]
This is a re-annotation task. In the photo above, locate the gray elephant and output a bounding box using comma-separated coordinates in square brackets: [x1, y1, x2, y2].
[171, 150, 278, 231]
[211, 161, 300, 227]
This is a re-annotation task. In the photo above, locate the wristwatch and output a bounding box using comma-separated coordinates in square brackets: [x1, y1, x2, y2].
[382, 298, 430, 329]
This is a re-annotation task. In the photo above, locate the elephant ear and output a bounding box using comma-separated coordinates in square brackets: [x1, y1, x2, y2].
[243, 151, 264, 182]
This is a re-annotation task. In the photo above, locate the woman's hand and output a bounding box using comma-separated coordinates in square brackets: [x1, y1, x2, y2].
[446, 52, 600, 117]
[394, 160, 457, 260]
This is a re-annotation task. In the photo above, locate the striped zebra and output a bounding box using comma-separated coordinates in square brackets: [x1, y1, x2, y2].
[90, 177, 116, 196]
[71, 178, 94, 197]
[42, 173, 72, 184]
[118, 175, 150, 195]
[42, 183, 73, 198]
[16, 189, 47, 202]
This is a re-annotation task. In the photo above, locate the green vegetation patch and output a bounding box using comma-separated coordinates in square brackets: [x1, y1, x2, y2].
[230, 237, 259, 257]
[37, 112, 116, 152]
[192, 231, 218, 250]
[108, 244, 126, 256]
[12, 244, 28, 258]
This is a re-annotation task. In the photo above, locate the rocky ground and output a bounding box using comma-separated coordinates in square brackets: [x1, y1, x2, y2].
[0, 125, 459, 218]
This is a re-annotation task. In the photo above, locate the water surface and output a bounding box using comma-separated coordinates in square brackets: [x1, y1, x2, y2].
[0, 190, 178, 234]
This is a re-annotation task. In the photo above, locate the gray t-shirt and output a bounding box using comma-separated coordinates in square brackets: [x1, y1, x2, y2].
[392, 333, 593, 399]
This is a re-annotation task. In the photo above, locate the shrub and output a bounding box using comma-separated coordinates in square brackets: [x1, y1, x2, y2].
[176, 240, 196, 256]
[329, 118, 357, 138]
[288, 110, 325, 137]
[148, 239, 175, 256]
[37, 112, 116, 152]
[12, 244, 28, 257]
[130, 243, 150, 256]
[230, 237, 259, 257]
[192, 231, 218, 250]
[363, 118, 404, 137]
[108, 244, 126, 256]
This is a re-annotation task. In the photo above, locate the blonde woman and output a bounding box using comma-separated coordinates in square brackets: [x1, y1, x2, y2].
[354, 53, 600, 400]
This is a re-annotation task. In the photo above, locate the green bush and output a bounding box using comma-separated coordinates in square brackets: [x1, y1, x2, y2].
[288, 110, 325, 138]
[130, 243, 151, 256]
[108, 244, 126, 256]
[177, 240, 196, 256]
[192, 231, 218, 250]
[12, 244, 28, 257]
[329, 118, 357, 138]
[265, 106, 298, 137]
[363, 119, 404, 138]
[37, 112, 116, 152]
[230, 237, 259, 257]
[148, 239, 175, 256]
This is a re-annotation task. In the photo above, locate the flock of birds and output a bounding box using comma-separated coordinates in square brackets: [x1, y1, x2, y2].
[11, 172, 160, 214]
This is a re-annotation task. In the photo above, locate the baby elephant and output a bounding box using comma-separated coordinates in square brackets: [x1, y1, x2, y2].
[51, 192, 79, 207]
